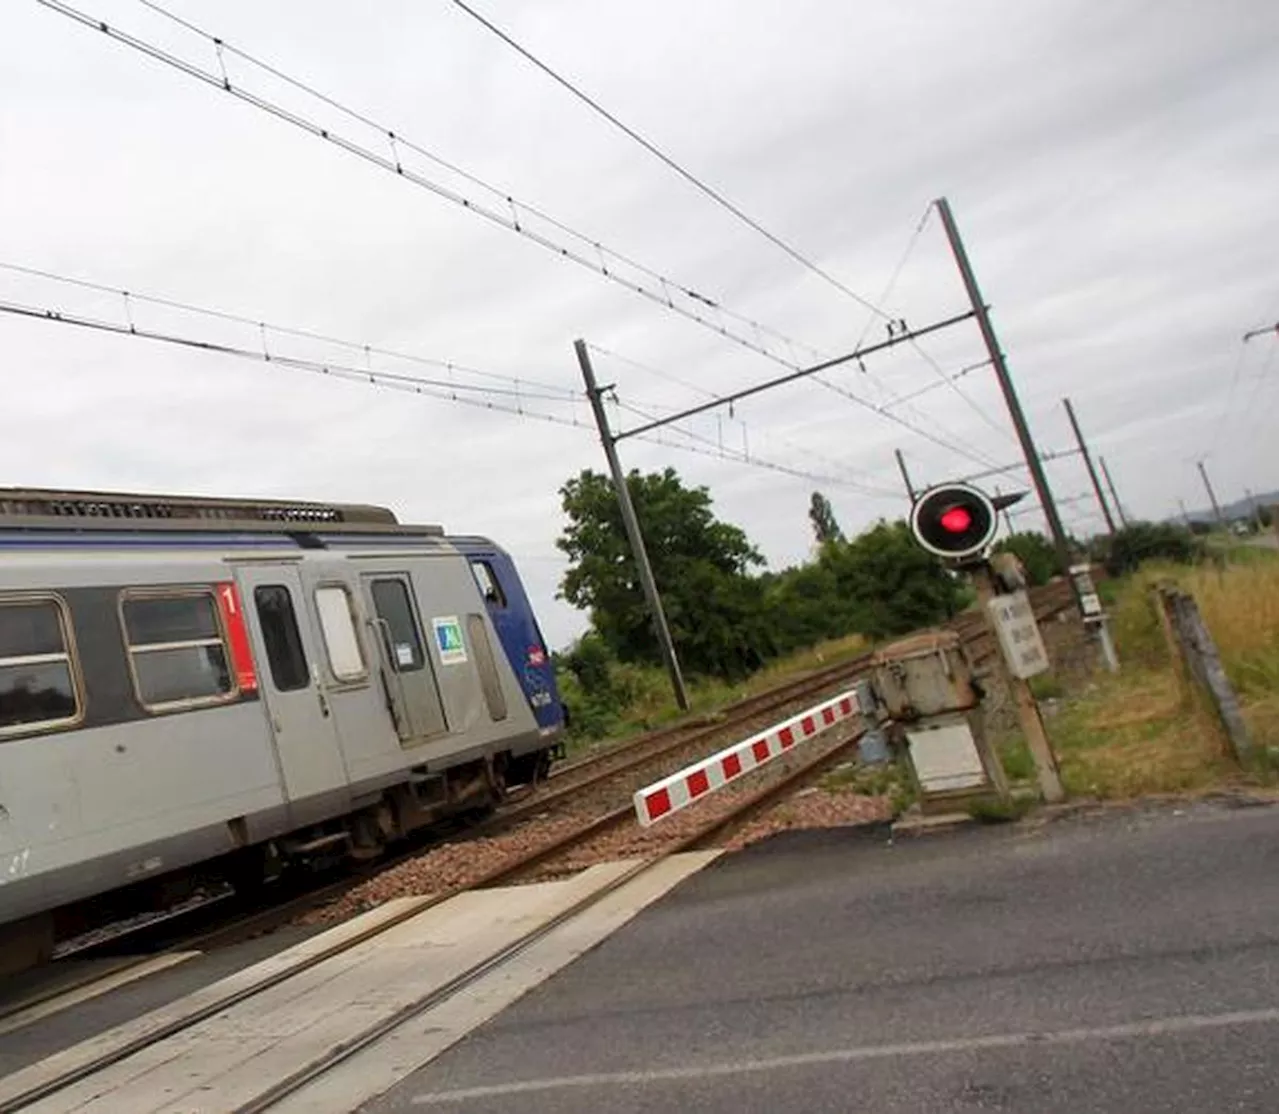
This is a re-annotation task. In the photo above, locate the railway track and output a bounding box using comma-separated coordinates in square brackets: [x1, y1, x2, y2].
[0, 716, 866, 1114]
[0, 580, 1080, 1047]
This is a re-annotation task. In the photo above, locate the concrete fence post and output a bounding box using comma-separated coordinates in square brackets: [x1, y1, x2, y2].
[1154, 584, 1253, 764]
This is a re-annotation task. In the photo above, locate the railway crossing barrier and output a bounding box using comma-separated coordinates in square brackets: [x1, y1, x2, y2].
[633, 689, 861, 826]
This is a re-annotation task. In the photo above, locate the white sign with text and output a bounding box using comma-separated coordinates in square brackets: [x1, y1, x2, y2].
[987, 589, 1050, 679]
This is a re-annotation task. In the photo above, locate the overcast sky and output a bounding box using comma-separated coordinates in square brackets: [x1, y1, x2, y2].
[1, 0, 1276, 648]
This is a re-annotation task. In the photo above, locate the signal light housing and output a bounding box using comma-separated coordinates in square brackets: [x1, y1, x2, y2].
[910, 482, 998, 561]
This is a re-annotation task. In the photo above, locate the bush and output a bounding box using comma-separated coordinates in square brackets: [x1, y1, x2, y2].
[1102, 522, 1202, 577]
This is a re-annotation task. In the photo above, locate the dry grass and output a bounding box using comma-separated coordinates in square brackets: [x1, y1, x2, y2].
[1043, 554, 1278, 799]
[586, 632, 870, 748]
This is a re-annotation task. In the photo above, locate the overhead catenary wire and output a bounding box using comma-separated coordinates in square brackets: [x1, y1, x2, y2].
[839, 202, 1016, 448]
[0, 297, 884, 492]
[954, 446, 1081, 486]
[1206, 335, 1254, 455]
[608, 395, 899, 497]
[441, 16, 1029, 471]
[1239, 343, 1280, 443]
[610, 397, 899, 496]
[586, 342, 899, 487]
[1, 255, 972, 484]
[41, 0, 825, 372]
[0, 260, 578, 401]
[444, 0, 889, 321]
[41, 0, 1003, 475]
[590, 328, 1004, 476]
[0, 297, 575, 406]
[881, 360, 991, 411]
[601, 310, 1006, 472]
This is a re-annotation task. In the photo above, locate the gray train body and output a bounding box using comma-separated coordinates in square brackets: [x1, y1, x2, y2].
[0, 489, 563, 969]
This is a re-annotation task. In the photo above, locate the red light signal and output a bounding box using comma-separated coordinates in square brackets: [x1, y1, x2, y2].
[909, 482, 998, 560]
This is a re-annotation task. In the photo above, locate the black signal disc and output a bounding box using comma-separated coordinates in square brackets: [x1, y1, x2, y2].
[910, 483, 998, 559]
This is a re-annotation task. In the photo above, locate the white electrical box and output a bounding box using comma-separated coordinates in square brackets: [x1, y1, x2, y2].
[904, 718, 988, 793]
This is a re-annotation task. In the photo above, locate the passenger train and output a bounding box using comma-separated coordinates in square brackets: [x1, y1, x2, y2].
[0, 487, 564, 972]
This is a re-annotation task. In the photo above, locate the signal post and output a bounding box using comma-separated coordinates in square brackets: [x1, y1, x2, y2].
[909, 482, 1065, 804]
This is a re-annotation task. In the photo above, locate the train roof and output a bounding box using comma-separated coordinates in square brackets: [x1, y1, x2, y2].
[0, 486, 444, 538]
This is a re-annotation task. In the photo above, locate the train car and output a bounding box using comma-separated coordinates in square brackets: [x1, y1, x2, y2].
[0, 487, 564, 972]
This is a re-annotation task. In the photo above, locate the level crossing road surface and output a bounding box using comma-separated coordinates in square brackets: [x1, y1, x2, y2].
[367, 798, 1278, 1114]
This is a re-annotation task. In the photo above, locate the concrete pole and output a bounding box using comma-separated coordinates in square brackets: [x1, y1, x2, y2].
[935, 197, 1073, 574]
[575, 340, 689, 711]
[1099, 457, 1129, 528]
[1197, 460, 1226, 529]
[1062, 398, 1117, 535]
[894, 448, 916, 503]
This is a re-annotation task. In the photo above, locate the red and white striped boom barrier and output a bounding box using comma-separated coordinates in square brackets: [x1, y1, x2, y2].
[633, 688, 861, 827]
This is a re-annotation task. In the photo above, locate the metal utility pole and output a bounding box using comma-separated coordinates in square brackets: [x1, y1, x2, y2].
[935, 197, 1072, 572]
[1062, 398, 1116, 536]
[1197, 459, 1225, 529]
[894, 448, 916, 503]
[1178, 499, 1193, 528]
[1099, 457, 1129, 528]
[575, 339, 689, 711]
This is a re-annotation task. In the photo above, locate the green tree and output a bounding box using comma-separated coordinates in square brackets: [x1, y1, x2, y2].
[556, 468, 768, 679]
[820, 519, 966, 639]
[992, 531, 1058, 586]
[808, 491, 844, 546]
[759, 561, 854, 656]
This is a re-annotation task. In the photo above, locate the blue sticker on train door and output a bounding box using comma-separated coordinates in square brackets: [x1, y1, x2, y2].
[433, 616, 468, 665]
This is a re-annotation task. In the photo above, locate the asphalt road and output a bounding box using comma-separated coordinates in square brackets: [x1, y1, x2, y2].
[367, 798, 1278, 1114]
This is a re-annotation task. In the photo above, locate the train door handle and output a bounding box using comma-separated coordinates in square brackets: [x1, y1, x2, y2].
[370, 617, 408, 729]
[311, 665, 331, 718]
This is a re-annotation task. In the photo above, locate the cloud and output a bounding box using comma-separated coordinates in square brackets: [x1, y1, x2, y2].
[0, 0, 1275, 649]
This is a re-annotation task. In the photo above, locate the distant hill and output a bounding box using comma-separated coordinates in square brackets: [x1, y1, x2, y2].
[1174, 490, 1278, 525]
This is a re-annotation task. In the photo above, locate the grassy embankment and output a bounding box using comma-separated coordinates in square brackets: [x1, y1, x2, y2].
[561, 632, 868, 759]
[1004, 551, 1278, 798]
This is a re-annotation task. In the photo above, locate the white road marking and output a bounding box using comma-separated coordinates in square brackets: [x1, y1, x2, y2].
[411, 1008, 1279, 1105]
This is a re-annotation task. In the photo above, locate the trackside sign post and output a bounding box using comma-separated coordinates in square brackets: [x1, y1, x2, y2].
[987, 590, 1050, 679]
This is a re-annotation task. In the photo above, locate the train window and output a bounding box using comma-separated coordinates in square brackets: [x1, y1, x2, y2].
[253, 586, 309, 692]
[314, 586, 366, 682]
[369, 579, 424, 673]
[0, 598, 81, 735]
[469, 561, 507, 608]
[121, 592, 234, 710]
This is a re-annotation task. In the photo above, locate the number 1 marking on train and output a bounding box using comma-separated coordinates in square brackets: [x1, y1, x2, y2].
[221, 584, 237, 614]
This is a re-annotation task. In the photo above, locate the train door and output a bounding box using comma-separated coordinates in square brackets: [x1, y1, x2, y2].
[233, 564, 351, 816]
[467, 551, 560, 730]
[359, 572, 447, 745]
